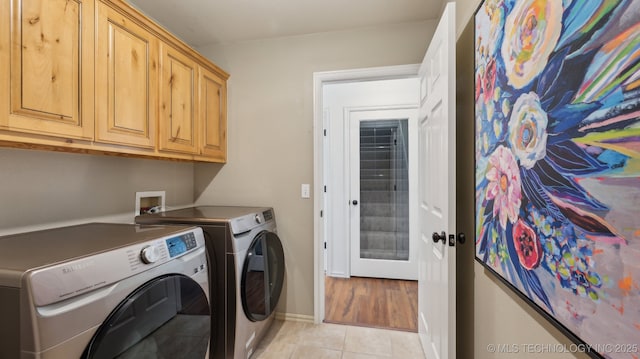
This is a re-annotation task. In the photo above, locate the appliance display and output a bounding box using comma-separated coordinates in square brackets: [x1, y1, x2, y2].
[136, 206, 285, 359]
[0, 223, 210, 359]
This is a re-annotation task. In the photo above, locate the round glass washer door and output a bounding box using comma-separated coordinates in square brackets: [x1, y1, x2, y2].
[83, 274, 210, 359]
[241, 231, 285, 322]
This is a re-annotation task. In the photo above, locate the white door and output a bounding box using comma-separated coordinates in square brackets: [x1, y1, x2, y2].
[418, 3, 456, 359]
[349, 108, 418, 280]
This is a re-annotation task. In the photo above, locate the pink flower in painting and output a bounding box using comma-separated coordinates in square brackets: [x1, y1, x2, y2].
[501, 0, 563, 89]
[475, 72, 483, 101]
[486, 145, 522, 229]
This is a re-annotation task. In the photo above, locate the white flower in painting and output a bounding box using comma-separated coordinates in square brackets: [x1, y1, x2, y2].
[508, 92, 549, 169]
[501, 0, 563, 89]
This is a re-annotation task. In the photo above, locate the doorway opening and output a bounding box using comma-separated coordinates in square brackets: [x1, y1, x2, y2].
[313, 65, 420, 331]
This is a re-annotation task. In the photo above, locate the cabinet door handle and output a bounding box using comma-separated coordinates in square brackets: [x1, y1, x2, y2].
[171, 125, 181, 141]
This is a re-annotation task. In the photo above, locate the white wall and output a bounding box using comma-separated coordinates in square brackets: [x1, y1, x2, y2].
[194, 20, 437, 318]
[0, 148, 194, 235]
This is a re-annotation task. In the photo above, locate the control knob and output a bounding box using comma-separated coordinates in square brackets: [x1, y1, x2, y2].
[140, 245, 160, 264]
[255, 214, 263, 224]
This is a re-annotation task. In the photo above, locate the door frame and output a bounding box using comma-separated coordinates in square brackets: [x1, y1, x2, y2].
[313, 64, 419, 323]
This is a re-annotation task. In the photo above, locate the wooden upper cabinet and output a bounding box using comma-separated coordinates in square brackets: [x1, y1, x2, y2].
[198, 66, 227, 162]
[95, 3, 157, 148]
[159, 44, 198, 154]
[0, 0, 94, 140]
[0, 0, 228, 161]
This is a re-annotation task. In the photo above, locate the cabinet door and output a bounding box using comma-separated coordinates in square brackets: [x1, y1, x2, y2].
[0, 0, 94, 139]
[95, 3, 158, 149]
[198, 67, 227, 161]
[159, 45, 197, 154]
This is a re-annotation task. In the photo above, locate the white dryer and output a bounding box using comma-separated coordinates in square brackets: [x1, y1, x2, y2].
[0, 223, 210, 359]
[136, 206, 285, 359]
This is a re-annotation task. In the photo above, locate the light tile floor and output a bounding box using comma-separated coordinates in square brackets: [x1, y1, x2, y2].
[253, 320, 426, 359]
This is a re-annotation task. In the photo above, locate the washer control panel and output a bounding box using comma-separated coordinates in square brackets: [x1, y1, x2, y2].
[28, 227, 205, 307]
[166, 232, 198, 258]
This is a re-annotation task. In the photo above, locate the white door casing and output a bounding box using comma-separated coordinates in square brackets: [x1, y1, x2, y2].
[313, 66, 420, 324]
[349, 108, 419, 280]
[418, 3, 456, 359]
[313, 65, 419, 324]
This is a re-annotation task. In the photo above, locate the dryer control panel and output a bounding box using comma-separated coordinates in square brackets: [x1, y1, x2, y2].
[230, 208, 275, 235]
[27, 227, 205, 307]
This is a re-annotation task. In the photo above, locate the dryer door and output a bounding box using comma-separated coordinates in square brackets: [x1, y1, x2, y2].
[83, 274, 210, 359]
[241, 231, 285, 321]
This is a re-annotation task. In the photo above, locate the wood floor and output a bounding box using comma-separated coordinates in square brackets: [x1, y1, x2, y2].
[324, 276, 418, 332]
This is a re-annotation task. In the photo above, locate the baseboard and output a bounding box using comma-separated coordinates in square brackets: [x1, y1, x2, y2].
[274, 312, 315, 323]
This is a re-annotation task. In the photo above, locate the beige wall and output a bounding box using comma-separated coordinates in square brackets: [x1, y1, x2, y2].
[455, 1, 587, 358]
[0, 148, 194, 233]
[194, 21, 437, 317]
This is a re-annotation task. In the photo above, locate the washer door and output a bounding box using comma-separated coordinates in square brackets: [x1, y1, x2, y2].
[241, 231, 285, 321]
[83, 274, 210, 359]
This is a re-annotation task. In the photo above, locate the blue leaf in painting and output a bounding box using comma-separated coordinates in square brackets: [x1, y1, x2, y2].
[574, 22, 640, 103]
[501, 219, 554, 313]
[579, 95, 640, 133]
[596, 149, 628, 170]
[504, 222, 533, 294]
[557, 0, 625, 53]
[520, 170, 562, 218]
[547, 101, 601, 137]
[537, 48, 598, 115]
[525, 270, 555, 314]
[529, 159, 608, 211]
[545, 141, 610, 176]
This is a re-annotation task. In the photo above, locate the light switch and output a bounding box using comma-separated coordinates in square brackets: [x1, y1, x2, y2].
[301, 184, 310, 199]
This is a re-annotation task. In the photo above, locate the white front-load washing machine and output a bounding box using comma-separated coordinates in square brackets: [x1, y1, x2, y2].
[136, 206, 285, 359]
[0, 223, 211, 359]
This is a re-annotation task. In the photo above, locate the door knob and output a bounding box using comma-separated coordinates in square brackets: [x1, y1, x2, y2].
[432, 231, 446, 244]
[352, 200, 358, 205]
[457, 232, 466, 244]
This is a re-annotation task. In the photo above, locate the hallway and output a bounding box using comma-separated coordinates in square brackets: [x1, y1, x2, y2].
[324, 276, 418, 332]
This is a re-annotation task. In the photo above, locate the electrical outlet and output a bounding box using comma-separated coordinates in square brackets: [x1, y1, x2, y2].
[135, 191, 166, 215]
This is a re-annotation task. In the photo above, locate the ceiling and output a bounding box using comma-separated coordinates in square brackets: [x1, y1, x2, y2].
[126, 0, 445, 47]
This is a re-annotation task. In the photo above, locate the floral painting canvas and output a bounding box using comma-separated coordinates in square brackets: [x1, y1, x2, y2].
[475, 0, 640, 357]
